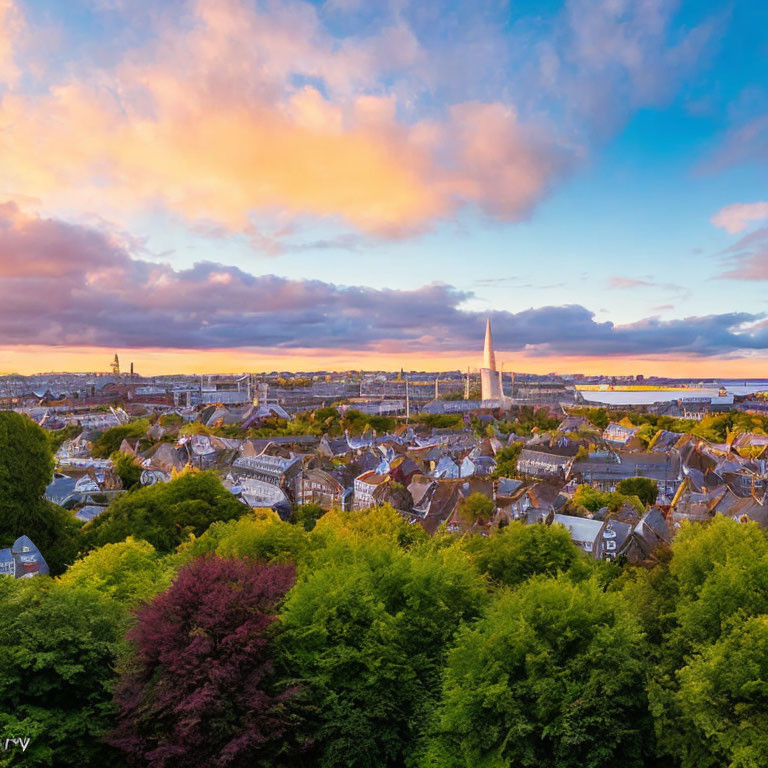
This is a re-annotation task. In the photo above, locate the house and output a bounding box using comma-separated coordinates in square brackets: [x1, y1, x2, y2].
[496, 481, 563, 525]
[603, 422, 643, 450]
[552, 514, 607, 559]
[318, 434, 351, 458]
[0, 536, 50, 578]
[353, 470, 390, 510]
[517, 446, 576, 480]
[411, 479, 463, 535]
[233, 453, 302, 489]
[294, 468, 351, 510]
[571, 450, 682, 502]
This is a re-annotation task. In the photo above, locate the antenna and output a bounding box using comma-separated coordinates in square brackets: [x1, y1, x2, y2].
[465, 365, 470, 400]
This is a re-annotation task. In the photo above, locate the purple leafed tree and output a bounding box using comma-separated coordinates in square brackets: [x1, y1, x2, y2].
[111, 556, 296, 768]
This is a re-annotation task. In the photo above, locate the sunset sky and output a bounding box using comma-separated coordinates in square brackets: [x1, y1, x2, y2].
[1, 0, 767, 376]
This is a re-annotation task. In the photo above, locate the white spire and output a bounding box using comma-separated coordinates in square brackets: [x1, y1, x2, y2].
[483, 318, 496, 371]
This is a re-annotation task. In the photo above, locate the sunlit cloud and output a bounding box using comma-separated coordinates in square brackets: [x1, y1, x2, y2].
[712, 201, 768, 234]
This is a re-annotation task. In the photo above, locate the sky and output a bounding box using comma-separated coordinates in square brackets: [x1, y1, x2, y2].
[0, 0, 767, 376]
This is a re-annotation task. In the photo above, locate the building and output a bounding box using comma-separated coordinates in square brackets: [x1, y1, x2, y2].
[480, 318, 503, 402]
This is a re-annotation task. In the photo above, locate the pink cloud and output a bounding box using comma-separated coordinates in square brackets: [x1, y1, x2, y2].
[712, 201, 768, 234]
[0, 0, 570, 239]
[0, 0, 22, 85]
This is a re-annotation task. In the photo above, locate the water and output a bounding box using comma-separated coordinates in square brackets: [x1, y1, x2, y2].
[578, 381, 768, 406]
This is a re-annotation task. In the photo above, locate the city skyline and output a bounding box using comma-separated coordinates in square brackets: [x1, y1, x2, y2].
[1, 0, 767, 375]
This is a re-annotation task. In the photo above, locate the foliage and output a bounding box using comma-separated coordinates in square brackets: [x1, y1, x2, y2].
[457, 493, 495, 526]
[91, 419, 150, 458]
[0, 411, 55, 545]
[616, 477, 658, 506]
[177, 511, 309, 566]
[496, 406, 561, 436]
[110, 451, 142, 491]
[85, 471, 248, 552]
[291, 502, 327, 531]
[410, 413, 465, 430]
[676, 615, 768, 768]
[311, 504, 427, 551]
[491, 443, 523, 478]
[0, 412, 83, 573]
[0, 578, 125, 767]
[571, 484, 644, 515]
[58, 537, 172, 608]
[420, 576, 652, 768]
[112, 556, 296, 768]
[465, 521, 582, 587]
[45, 423, 81, 453]
[279, 539, 487, 768]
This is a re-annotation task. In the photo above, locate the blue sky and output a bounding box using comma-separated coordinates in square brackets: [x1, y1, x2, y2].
[0, 0, 767, 374]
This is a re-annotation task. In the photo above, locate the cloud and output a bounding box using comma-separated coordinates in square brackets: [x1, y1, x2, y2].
[607, 276, 689, 297]
[0, 0, 572, 239]
[704, 114, 768, 173]
[0, 0, 720, 245]
[719, 226, 768, 280]
[712, 201, 768, 234]
[0, 0, 22, 85]
[1, 202, 767, 359]
[608, 277, 655, 289]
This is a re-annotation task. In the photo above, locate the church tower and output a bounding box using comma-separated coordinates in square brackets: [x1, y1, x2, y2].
[480, 318, 502, 401]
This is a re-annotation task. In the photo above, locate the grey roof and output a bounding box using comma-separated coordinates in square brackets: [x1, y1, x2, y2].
[553, 514, 604, 543]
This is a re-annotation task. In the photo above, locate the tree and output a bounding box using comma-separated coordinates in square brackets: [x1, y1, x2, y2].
[279, 539, 487, 768]
[85, 471, 249, 552]
[457, 493, 494, 526]
[312, 504, 427, 550]
[177, 511, 309, 566]
[59, 536, 172, 608]
[466, 521, 582, 587]
[676, 615, 768, 768]
[616, 477, 657, 507]
[91, 419, 150, 458]
[491, 443, 523, 478]
[291, 503, 326, 531]
[0, 578, 125, 767]
[571, 485, 644, 516]
[640, 518, 768, 767]
[420, 576, 652, 768]
[111, 556, 296, 768]
[0, 412, 55, 544]
[111, 451, 142, 491]
[0, 412, 82, 574]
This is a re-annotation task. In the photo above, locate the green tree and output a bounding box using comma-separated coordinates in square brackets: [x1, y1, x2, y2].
[457, 493, 494, 526]
[676, 615, 768, 768]
[491, 443, 523, 478]
[0, 412, 55, 545]
[279, 539, 487, 768]
[420, 576, 652, 768]
[0, 578, 125, 767]
[291, 502, 327, 531]
[177, 511, 309, 566]
[58, 536, 172, 608]
[0, 412, 82, 574]
[85, 471, 248, 552]
[110, 451, 142, 491]
[91, 419, 149, 458]
[571, 485, 643, 516]
[465, 521, 582, 587]
[616, 477, 658, 507]
[311, 504, 427, 551]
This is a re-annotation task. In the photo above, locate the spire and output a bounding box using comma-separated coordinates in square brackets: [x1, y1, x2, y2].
[483, 318, 496, 371]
